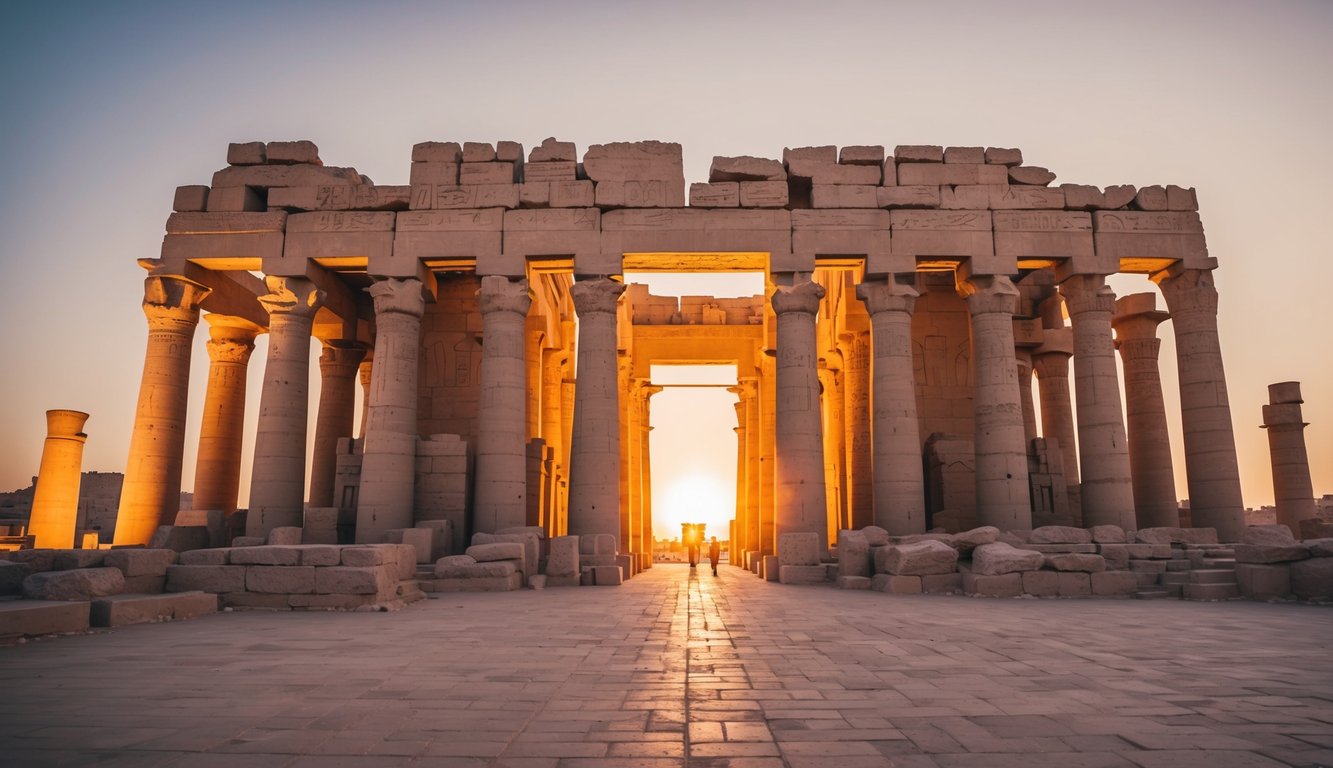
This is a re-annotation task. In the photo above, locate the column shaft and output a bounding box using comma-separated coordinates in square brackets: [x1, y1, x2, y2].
[473, 276, 533, 533]
[843, 331, 873, 530]
[28, 410, 90, 549]
[857, 279, 925, 535]
[113, 275, 210, 546]
[1061, 275, 1135, 529]
[772, 280, 829, 552]
[566, 278, 626, 539]
[246, 277, 325, 538]
[1263, 382, 1316, 536]
[1152, 267, 1245, 540]
[308, 340, 367, 509]
[1113, 294, 1178, 528]
[355, 278, 427, 543]
[193, 317, 261, 515]
[964, 275, 1031, 529]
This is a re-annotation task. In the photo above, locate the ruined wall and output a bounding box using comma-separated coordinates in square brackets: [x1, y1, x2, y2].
[912, 274, 974, 448]
[417, 274, 483, 443]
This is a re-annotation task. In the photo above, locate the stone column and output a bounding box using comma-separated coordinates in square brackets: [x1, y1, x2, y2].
[566, 277, 626, 539]
[639, 385, 660, 566]
[308, 339, 368, 509]
[357, 359, 372, 438]
[1060, 274, 1135, 530]
[1262, 382, 1316, 537]
[1151, 267, 1245, 541]
[113, 275, 211, 546]
[730, 392, 748, 562]
[856, 278, 925, 535]
[1112, 293, 1178, 528]
[355, 278, 427, 543]
[740, 377, 762, 559]
[473, 276, 533, 533]
[963, 275, 1031, 529]
[772, 280, 829, 552]
[759, 351, 777, 556]
[841, 330, 873, 530]
[1014, 348, 1038, 445]
[246, 277, 325, 538]
[28, 410, 90, 549]
[192, 316, 262, 515]
[1032, 328, 1080, 489]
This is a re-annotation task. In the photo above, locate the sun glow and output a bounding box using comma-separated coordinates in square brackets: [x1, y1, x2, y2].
[657, 472, 735, 542]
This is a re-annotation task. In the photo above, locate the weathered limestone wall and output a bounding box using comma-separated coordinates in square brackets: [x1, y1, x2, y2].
[417, 275, 483, 442]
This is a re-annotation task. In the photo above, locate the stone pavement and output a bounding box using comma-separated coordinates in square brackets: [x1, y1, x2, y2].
[2, 564, 1332, 768]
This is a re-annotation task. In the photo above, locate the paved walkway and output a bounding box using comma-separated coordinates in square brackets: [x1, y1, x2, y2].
[2, 564, 1332, 768]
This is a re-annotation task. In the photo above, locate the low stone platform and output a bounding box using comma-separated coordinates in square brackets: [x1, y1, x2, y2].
[0, 599, 89, 640]
[1, 564, 1330, 767]
[89, 592, 217, 628]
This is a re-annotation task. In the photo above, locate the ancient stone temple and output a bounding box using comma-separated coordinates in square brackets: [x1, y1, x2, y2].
[110, 138, 1247, 576]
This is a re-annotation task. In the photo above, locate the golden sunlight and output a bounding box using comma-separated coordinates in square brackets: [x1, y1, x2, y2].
[657, 472, 735, 543]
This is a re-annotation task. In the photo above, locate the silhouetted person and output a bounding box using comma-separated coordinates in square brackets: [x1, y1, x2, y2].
[708, 536, 721, 576]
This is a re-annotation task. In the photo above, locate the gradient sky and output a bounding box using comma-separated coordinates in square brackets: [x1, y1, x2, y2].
[1, 1, 1329, 537]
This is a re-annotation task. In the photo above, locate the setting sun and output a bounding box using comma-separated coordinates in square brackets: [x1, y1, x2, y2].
[656, 472, 734, 542]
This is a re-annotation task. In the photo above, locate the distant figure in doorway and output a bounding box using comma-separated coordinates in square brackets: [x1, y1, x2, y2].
[708, 537, 721, 577]
[688, 541, 699, 568]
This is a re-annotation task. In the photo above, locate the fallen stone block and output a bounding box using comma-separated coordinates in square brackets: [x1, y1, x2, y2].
[1235, 563, 1292, 600]
[0, 600, 89, 638]
[1022, 570, 1059, 597]
[1307, 538, 1333, 557]
[763, 555, 779, 582]
[921, 573, 963, 594]
[578, 533, 618, 555]
[1136, 527, 1218, 546]
[467, 542, 525, 563]
[1044, 554, 1106, 572]
[836, 530, 872, 578]
[266, 140, 320, 165]
[528, 574, 547, 590]
[472, 532, 538, 580]
[90, 591, 217, 628]
[1291, 558, 1333, 600]
[710, 155, 785, 182]
[0, 560, 33, 595]
[592, 565, 623, 586]
[1234, 544, 1309, 564]
[165, 565, 246, 594]
[383, 528, 434, 565]
[23, 568, 125, 601]
[971, 542, 1044, 576]
[1299, 519, 1333, 540]
[230, 546, 301, 566]
[778, 532, 821, 566]
[780, 565, 829, 585]
[292, 545, 341, 567]
[1090, 571, 1138, 597]
[1029, 525, 1093, 544]
[435, 560, 517, 579]
[5, 549, 55, 573]
[884, 540, 958, 576]
[962, 569, 1023, 597]
[1089, 525, 1127, 544]
[54, 550, 106, 570]
[836, 576, 872, 590]
[952, 526, 1000, 554]
[103, 548, 177, 577]
[1242, 525, 1297, 546]
[1009, 166, 1056, 185]
[546, 536, 580, 577]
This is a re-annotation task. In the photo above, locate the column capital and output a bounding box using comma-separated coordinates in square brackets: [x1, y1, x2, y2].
[1151, 266, 1218, 315]
[478, 275, 532, 316]
[259, 275, 325, 319]
[856, 277, 919, 315]
[367, 277, 427, 318]
[961, 274, 1019, 316]
[771, 280, 825, 316]
[1111, 292, 1170, 342]
[142, 274, 211, 330]
[44, 409, 89, 442]
[570, 276, 625, 315]
[1059, 273, 1116, 316]
[319, 339, 369, 376]
[204, 314, 263, 364]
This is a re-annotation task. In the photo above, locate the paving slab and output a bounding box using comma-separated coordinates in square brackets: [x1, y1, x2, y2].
[0, 565, 1330, 766]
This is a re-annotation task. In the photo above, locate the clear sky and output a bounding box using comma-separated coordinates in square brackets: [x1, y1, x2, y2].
[1, 1, 1329, 538]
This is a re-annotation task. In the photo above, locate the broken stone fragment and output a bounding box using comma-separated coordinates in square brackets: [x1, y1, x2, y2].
[1008, 166, 1056, 185]
[529, 137, 577, 163]
[227, 141, 266, 165]
[265, 140, 320, 165]
[894, 145, 944, 163]
[709, 155, 786, 182]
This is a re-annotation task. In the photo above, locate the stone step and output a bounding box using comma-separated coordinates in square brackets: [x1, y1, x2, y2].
[0, 600, 90, 639]
[90, 591, 217, 628]
[1134, 571, 1161, 587]
[1202, 557, 1237, 570]
[1183, 582, 1240, 601]
[1135, 589, 1172, 600]
[1163, 583, 1184, 598]
[1190, 569, 1239, 585]
[1161, 572, 1190, 585]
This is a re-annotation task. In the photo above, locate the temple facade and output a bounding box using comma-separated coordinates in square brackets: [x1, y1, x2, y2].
[108, 138, 1257, 572]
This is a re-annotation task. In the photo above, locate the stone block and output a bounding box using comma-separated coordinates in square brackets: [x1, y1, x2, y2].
[409, 161, 460, 186]
[784, 145, 836, 164]
[778, 532, 821, 566]
[836, 576, 872, 590]
[894, 145, 944, 163]
[836, 530, 872, 578]
[436, 560, 519, 579]
[952, 526, 1000, 554]
[1299, 519, 1333, 540]
[245, 566, 315, 594]
[178, 548, 230, 565]
[174, 185, 209, 212]
[341, 546, 389, 566]
[229, 546, 301, 566]
[1129, 559, 1167, 573]
[266, 140, 320, 165]
[1044, 554, 1106, 572]
[434, 573, 522, 592]
[839, 145, 885, 165]
[1030, 525, 1093, 544]
[592, 565, 623, 586]
[1242, 525, 1297, 546]
[1124, 543, 1172, 559]
[415, 520, 454, 561]
[739, 181, 788, 208]
[222, 592, 290, 610]
[985, 147, 1023, 166]
[1234, 544, 1308, 564]
[496, 140, 523, 162]
[1090, 525, 1127, 544]
[1135, 527, 1218, 546]
[1307, 538, 1333, 557]
[579, 533, 618, 555]
[689, 182, 739, 207]
[0, 560, 33, 595]
[971, 543, 1044, 575]
[316, 565, 394, 595]
[231, 536, 265, 547]
[103, 548, 176, 577]
[1022, 570, 1059, 597]
[1291, 558, 1333, 600]
[413, 141, 462, 163]
[884, 540, 959, 576]
[205, 185, 264, 213]
[53, 550, 107, 570]
[711, 155, 785, 181]
[383, 528, 433, 564]
[1183, 582, 1240, 600]
[5, 550, 54, 573]
[288, 593, 378, 610]
[1061, 184, 1105, 210]
[762, 555, 779, 582]
[23, 568, 124, 601]
[812, 184, 878, 208]
[546, 536, 580, 577]
[467, 542, 525, 563]
[267, 527, 303, 546]
[860, 526, 890, 546]
[944, 146, 985, 164]
[1009, 166, 1056, 185]
[1234, 563, 1291, 599]
[1090, 571, 1138, 596]
[921, 572, 963, 594]
[524, 161, 576, 182]
[939, 185, 990, 210]
[529, 137, 576, 162]
[227, 141, 266, 165]
[897, 163, 1008, 186]
[871, 574, 922, 594]
[291, 545, 340, 566]
[121, 575, 166, 593]
[1057, 572, 1092, 597]
[149, 525, 210, 552]
[90, 591, 217, 628]
[460, 161, 517, 185]
[779, 565, 829, 585]
[165, 565, 246, 594]
[462, 142, 496, 162]
[0, 600, 90, 638]
[962, 569, 1023, 597]
[876, 185, 940, 208]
